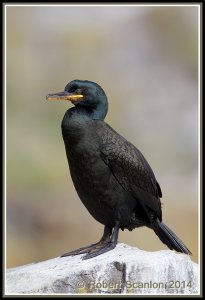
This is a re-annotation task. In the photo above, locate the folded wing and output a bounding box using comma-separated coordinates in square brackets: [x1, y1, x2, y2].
[99, 123, 162, 222]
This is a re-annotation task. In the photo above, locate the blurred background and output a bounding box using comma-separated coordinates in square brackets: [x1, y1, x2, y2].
[6, 5, 199, 267]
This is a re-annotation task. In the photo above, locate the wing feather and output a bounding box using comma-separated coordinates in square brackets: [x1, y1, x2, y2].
[98, 122, 162, 220]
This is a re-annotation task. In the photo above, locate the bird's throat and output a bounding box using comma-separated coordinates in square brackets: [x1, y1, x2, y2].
[71, 104, 107, 121]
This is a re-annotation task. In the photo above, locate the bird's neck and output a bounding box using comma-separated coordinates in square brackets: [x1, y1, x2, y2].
[70, 104, 107, 121]
[61, 106, 105, 139]
[62, 106, 105, 147]
[90, 103, 108, 120]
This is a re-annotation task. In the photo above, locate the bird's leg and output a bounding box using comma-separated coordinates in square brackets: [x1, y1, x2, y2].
[82, 221, 120, 260]
[61, 225, 112, 257]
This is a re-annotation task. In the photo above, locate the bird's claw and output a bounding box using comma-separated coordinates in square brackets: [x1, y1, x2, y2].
[61, 242, 101, 257]
[82, 241, 116, 260]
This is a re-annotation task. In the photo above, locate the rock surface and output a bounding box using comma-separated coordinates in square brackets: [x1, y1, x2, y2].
[6, 243, 198, 295]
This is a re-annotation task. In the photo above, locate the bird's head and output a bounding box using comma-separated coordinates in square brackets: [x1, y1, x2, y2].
[46, 80, 108, 120]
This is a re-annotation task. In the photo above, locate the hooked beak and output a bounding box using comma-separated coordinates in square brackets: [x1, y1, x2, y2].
[46, 91, 84, 103]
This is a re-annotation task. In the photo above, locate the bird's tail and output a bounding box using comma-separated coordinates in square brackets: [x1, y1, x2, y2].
[152, 219, 192, 255]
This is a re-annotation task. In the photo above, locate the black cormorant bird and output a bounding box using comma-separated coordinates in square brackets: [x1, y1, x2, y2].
[46, 80, 191, 259]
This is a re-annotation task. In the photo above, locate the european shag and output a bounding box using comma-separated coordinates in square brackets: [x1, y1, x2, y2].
[46, 79, 191, 259]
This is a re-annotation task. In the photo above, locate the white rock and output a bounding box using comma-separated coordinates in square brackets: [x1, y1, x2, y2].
[6, 243, 198, 295]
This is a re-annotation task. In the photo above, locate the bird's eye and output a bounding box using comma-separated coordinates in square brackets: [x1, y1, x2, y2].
[75, 88, 83, 94]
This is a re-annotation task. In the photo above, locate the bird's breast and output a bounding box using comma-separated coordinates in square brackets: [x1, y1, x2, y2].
[63, 131, 127, 226]
[61, 117, 137, 228]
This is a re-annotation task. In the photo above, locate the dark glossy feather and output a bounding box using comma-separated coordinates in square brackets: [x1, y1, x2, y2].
[97, 122, 162, 220]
